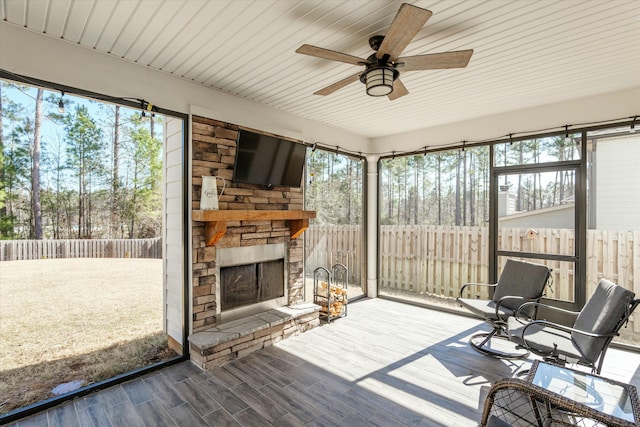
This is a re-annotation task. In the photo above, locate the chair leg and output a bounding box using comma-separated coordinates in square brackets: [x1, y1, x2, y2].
[475, 328, 498, 348]
[470, 328, 530, 359]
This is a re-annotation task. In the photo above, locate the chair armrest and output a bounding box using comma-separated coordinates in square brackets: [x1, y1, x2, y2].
[459, 282, 497, 298]
[494, 296, 541, 318]
[522, 319, 619, 340]
[514, 301, 580, 321]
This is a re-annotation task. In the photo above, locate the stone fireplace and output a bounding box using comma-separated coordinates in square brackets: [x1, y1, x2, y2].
[188, 115, 320, 370]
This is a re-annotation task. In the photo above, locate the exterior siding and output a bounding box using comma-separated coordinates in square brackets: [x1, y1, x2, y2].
[596, 135, 640, 229]
[164, 117, 185, 348]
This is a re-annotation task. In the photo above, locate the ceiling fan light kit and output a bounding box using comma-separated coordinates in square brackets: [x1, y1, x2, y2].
[296, 3, 473, 100]
[362, 66, 397, 97]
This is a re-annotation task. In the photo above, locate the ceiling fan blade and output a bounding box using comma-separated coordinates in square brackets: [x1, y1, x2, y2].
[296, 44, 367, 66]
[314, 73, 361, 96]
[377, 3, 432, 61]
[388, 79, 409, 100]
[398, 49, 474, 71]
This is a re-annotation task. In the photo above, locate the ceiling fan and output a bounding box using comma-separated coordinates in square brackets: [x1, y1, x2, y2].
[295, 3, 473, 100]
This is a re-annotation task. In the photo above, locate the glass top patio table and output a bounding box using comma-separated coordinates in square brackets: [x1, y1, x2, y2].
[527, 360, 639, 424]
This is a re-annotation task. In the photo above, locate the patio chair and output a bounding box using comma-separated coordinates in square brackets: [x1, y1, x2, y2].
[457, 259, 552, 358]
[508, 278, 639, 374]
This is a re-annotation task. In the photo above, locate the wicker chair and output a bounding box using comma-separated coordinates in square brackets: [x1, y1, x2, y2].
[457, 259, 552, 358]
[508, 278, 639, 374]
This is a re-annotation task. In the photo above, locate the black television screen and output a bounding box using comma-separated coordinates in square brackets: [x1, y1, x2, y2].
[233, 129, 307, 188]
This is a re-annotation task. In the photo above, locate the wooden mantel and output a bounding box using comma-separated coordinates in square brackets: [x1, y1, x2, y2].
[192, 210, 316, 246]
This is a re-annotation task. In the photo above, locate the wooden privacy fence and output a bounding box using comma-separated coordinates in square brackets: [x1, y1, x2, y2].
[380, 225, 490, 298]
[306, 225, 640, 302]
[0, 238, 163, 261]
[305, 225, 363, 286]
[585, 229, 640, 305]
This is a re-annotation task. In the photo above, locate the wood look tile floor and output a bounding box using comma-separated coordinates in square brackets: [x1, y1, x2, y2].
[8, 298, 640, 427]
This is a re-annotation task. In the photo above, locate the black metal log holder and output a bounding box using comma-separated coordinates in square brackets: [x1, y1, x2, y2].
[313, 264, 348, 322]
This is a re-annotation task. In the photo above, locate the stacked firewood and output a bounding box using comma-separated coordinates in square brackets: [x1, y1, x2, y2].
[317, 281, 347, 318]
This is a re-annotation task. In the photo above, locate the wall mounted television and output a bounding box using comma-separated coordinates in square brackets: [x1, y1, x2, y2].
[233, 129, 307, 189]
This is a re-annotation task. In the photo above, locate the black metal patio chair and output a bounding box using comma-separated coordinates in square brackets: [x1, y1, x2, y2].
[508, 277, 639, 374]
[457, 258, 552, 358]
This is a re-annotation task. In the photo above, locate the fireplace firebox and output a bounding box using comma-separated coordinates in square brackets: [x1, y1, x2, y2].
[216, 243, 288, 322]
[220, 259, 285, 311]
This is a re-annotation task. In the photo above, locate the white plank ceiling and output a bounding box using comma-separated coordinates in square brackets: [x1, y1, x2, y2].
[1, 0, 639, 138]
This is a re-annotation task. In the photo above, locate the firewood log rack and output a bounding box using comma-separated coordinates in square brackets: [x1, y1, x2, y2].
[313, 264, 348, 322]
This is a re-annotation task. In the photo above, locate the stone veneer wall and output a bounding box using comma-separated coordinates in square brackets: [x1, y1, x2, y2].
[191, 115, 305, 333]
